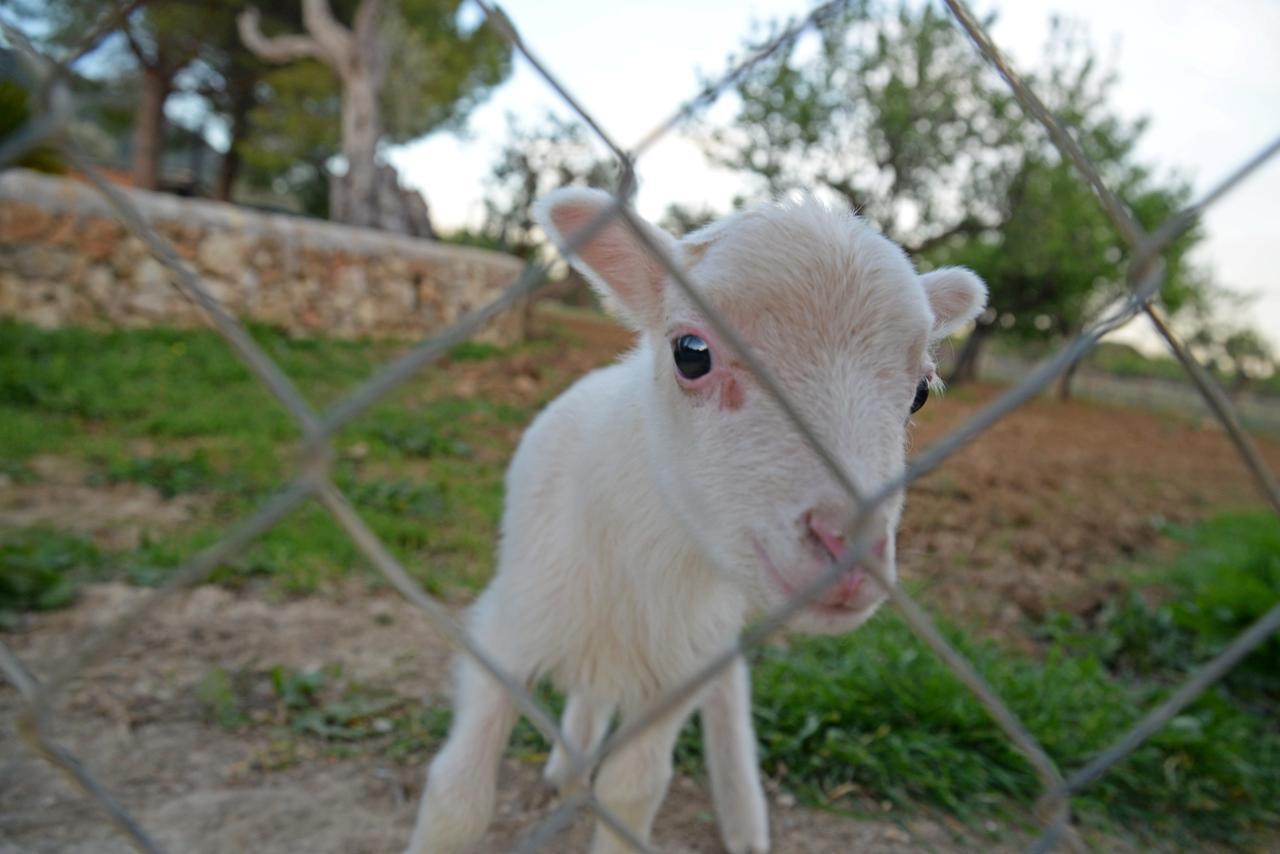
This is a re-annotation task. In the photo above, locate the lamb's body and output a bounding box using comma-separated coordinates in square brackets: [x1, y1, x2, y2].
[407, 191, 987, 854]
[492, 353, 747, 707]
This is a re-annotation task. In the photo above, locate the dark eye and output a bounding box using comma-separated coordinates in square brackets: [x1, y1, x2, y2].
[910, 379, 929, 413]
[672, 334, 712, 380]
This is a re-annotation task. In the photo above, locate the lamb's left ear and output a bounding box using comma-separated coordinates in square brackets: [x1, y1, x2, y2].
[920, 266, 988, 339]
[534, 188, 677, 330]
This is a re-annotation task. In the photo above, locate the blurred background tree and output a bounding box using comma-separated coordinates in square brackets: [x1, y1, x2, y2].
[35, 0, 232, 189]
[472, 113, 617, 261]
[0, 49, 65, 174]
[20, 0, 511, 230]
[238, 0, 511, 231]
[457, 112, 619, 332]
[700, 2, 1209, 395]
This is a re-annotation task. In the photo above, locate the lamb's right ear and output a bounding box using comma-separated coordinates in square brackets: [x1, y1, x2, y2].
[534, 188, 676, 330]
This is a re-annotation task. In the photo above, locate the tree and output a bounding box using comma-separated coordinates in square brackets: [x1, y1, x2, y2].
[238, 0, 510, 230]
[0, 50, 64, 174]
[702, 4, 1207, 392]
[181, 1, 295, 201]
[704, 1, 1026, 253]
[927, 18, 1202, 393]
[32, 0, 233, 189]
[1185, 292, 1275, 398]
[459, 113, 618, 331]
[474, 113, 617, 260]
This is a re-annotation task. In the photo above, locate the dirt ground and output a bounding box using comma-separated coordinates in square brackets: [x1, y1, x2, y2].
[4, 309, 1278, 852]
[1, 583, 1039, 854]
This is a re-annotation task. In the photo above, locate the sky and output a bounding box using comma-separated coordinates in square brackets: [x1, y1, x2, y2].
[389, 0, 1280, 352]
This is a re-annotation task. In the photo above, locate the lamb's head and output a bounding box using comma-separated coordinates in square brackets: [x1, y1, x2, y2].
[536, 189, 986, 634]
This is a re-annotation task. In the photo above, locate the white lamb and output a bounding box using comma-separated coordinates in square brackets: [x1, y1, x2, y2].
[408, 189, 987, 854]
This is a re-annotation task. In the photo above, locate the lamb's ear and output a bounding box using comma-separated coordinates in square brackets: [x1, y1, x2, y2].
[534, 188, 677, 330]
[920, 266, 988, 339]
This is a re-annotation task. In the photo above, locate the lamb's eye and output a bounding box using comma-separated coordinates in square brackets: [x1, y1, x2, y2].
[910, 379, 929, 414]
[672, 334, 712, 380]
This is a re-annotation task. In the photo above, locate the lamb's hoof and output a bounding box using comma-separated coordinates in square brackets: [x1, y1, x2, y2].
[721, 822, 770, 854]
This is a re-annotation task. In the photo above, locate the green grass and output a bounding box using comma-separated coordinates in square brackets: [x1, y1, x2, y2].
[1039, 512, 1280, 714]
[0, 527, 102, 625]
[0, 320, 536, 603]
[735, 512, 1280, 845]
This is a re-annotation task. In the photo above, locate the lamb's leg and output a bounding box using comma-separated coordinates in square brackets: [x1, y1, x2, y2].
[406, 628, 523, 854]
[544, 693, 615, 793]
[589, 700, 693, 854]
[702, 655, 770, 854]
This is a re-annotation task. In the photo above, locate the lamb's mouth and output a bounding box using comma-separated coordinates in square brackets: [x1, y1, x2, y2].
[751, 539, 879, 617]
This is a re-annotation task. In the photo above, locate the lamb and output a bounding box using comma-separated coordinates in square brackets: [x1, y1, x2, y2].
[407, 189, 987, 854]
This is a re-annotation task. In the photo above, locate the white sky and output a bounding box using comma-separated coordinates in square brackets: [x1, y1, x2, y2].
[390, 0, 1280, 348]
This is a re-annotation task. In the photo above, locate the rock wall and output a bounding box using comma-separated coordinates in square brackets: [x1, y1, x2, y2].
[0, 170, 525, 343]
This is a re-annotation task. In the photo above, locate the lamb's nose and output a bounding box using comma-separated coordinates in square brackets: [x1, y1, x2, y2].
[806, 513, 886, 565]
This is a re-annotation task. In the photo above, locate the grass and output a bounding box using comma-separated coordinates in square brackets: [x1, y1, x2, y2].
[735, 512, 1280, 845]
[0, 320, 541, 606]
[0, 527, 101, 626]
[1038, 512, 1280, 715]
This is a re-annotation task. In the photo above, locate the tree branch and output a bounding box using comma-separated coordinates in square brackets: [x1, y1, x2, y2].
[353, 0, 386, 85]
[119, 21, 154, 69]
[237, 7, 325, 65]
[301, 0, 353, 69]
[906, 216, 989, 256]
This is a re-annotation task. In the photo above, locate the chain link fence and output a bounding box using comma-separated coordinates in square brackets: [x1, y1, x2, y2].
[2, 1, 1279, 851]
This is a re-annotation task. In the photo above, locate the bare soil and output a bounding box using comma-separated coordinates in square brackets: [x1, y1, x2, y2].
[1, 583, 1034, 854]
[0, 455, 209, 552]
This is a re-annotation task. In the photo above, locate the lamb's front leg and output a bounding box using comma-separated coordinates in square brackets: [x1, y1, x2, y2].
[406, 653, 518, 854]
[544, 692, 615, 794]
[590, 701, 693, 854]
[702, 655, 769, 854]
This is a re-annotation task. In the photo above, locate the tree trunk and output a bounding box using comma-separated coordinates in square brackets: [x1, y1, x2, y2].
[946, 322, 992, 385]
[336, 67, 380, 227]
[238, 0, 386, 227]
[1056, 355, 1082, 401]
[214, 90, 254, 202]
[215, 145, 241, 202]
[132, 66, 172, 190]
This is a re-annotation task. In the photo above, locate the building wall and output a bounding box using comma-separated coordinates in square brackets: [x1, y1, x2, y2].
[0, 170, 525, 344]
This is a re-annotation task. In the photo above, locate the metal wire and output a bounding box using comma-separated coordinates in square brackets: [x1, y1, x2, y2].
[1, 0, 1277, 852]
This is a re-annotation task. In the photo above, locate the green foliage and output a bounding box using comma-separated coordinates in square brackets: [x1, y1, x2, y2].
[0, 321, 518, 596]
[448, 341, 504, 362]
[343, 477, 445, 519]
[92, 450, 221, 497]
[195, 666, 250, 729]
[1085, 342, 1187, 383]
[745, 585, 1280, 843]
[381, 0, 512, 143]
[1043, 512, 1280, 709]
[0, 528, 99, 620]
[706, 4, 1207, 353]
[239, 0, 512, 212]
[706, 1, 1022, 247]
[239, 58, 340, 215]
[0, 72, 64, 173]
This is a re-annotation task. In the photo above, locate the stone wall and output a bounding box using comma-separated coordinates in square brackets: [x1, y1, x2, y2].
[0, 170, 525, 343]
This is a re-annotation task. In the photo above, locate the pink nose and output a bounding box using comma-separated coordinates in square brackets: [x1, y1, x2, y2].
[806, 514, 886, 564]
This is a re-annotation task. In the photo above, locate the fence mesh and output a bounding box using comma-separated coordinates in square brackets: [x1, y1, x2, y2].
[2, 0, 1279, 851]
